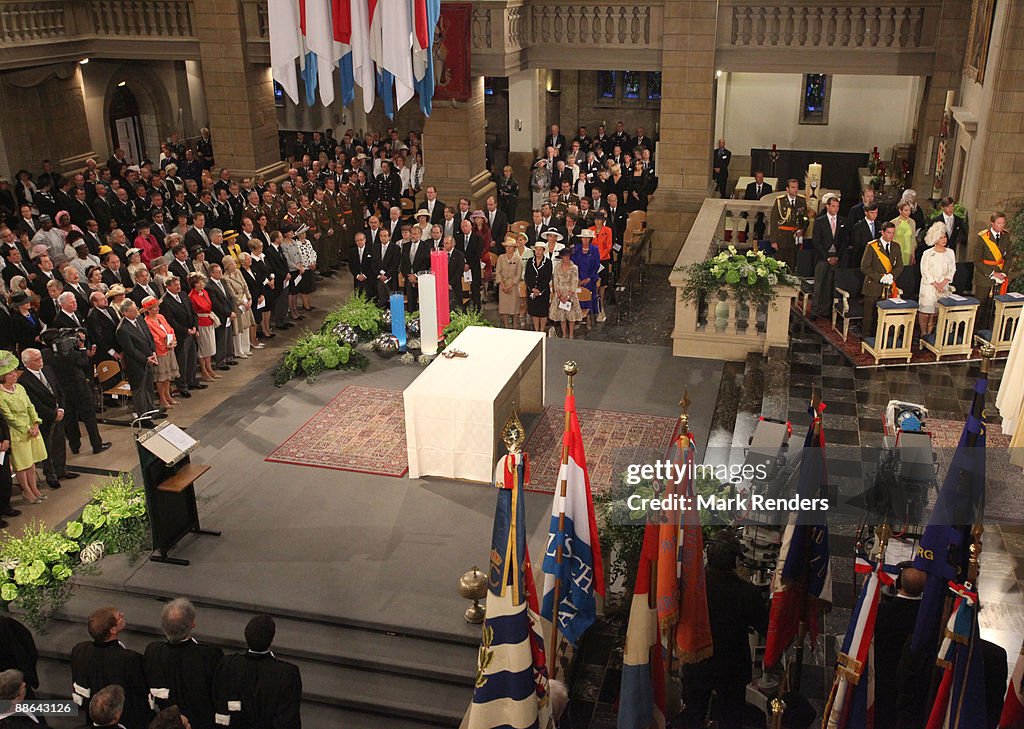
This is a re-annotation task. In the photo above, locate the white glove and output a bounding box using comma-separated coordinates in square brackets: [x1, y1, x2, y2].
[991, 272, 1007, 282]
[880, 273, 894, 285]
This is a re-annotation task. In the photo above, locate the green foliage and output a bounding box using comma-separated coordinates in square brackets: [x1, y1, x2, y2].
[593, 475, 655, 603]
[1008, 199, 1024, 295]
[322, 292, 384, 335]
[273, 330, 368, 386]
[0, 521, 80, 630]
[82, 474, 149, 561]
[442, 310, 493, 346]
[676, 246, 800, 310]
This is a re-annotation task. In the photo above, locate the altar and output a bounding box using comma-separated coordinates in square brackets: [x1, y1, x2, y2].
[404, 327, 546, 483]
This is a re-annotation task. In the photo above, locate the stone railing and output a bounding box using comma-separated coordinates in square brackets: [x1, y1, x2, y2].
[669, 198, 797, 360]
[716, 0, 941, 74]
[0, 0, 198, 68]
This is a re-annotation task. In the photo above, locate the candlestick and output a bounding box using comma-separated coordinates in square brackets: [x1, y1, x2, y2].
[418, 273, 438, 355]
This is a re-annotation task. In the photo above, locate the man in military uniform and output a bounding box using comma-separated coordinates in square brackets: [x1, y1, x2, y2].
[261, 190, 281, 233]
[768, 178, 807, 270]
[310, 188, 334, 277]
[335, 180, 357, 268]
[322, 178, 342, 271]
[859, 221, 904, 338]
[971, 211, 1015, 328]
[242, 191, 262, 226]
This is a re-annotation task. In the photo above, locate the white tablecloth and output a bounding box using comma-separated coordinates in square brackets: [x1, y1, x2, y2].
[404, 327, 546, 482]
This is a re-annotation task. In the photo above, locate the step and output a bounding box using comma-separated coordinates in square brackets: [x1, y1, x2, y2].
[761, 346, 791, 422]
[45, 585, 476, 687]
[705, 360, 746, 462]
[34, 656, 459, 729]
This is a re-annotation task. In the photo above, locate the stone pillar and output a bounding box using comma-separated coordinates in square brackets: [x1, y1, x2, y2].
[193, 0, 283, 179]
[508, 69, 544, 194]
[646, 0, 718, 265]
[0, 64, 97, 176]
[423, 76, 495, 207]
[911, 0, 971, 196]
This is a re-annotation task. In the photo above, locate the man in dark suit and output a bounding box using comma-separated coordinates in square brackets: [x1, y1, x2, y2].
[545, 124, 566, 159]
[43, 320, 110, 455]
[86, 291, 121, 365]
[932, 196, 972, 293]
[206, 264, 237, 370]
[101, 253, 133, 290]
[168, 244, 195, 284]
[374, 228, 401, 308]
[12, 205, 38, 239]
[51, 291, 87, 330]
[860, 221, 904, 337]
[423, 186, 445, 226]
[849, 203, 881, 270]
[60, 267, 92, 312]
[604, 194, 628, 276]
[442, 235, 466, 311]
[71, 609, 151, 729]
[115, 299, 159, 420]
[2, 246, 32, 287]
[811, 194, 849, 318]
[401, 225, 432, 312]
[526, 209, 547, 246]
[743, 171, 773, 201]
[712, 139, 732, 199]
[18, 348, 77, 490]
[871, 565, 925, 722]
[184, 211, 212, 251]
[90, 184, 113, 233]
[348, 231, 376, 300]
[455, 219, 482, 311]
[213, 615, 302, 729]
[68, 187, 95, 231]
[160, 277, 201, 396]
[0, 669, 47, 727]
[264, 231, 292, 330]
[128, 267, 162, 307]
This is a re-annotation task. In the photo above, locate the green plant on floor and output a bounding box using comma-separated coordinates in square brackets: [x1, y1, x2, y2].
[67, 473, 150, 564]
[273, 330, 369, 386]
[322, 292, 384, 335]
[443, 310, 493, 346]
[0, 520, 80, 630]
[693, 473, 733, 533]
[594, 475, 655, 604]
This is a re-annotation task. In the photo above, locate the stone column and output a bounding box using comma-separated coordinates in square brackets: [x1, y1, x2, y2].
[508, 69, 544, 193]
[646, 0, 718, 264]
[423, 76, 495, 207]
[0, 64, 97, 176]
[193, 0, 283, 179]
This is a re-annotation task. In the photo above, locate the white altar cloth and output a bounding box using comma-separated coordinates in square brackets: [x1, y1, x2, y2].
[404, 327, 546, 482]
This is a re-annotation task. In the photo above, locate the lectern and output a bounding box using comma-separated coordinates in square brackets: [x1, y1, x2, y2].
[135, 420, 220, 566]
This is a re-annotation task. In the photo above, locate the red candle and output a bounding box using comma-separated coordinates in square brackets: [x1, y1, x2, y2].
[772, 143, 777, 152]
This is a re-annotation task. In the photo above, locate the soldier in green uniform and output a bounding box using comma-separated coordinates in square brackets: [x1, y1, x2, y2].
[311, 188, 335, 277]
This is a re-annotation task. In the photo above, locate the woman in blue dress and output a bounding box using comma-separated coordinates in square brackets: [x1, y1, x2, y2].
[571, 229, 601, 324]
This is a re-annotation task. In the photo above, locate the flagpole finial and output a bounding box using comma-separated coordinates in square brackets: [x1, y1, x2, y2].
[978, 340, 996, 375]
[678, 388, 692, 436]
[871, 522, 891, 561]
[501, 405, 526, 454]
[563, 360, 578, 391]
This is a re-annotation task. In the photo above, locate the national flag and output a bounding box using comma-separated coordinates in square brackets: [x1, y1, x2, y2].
[763, 402, 832, 669]
[617, 522, 666, 729]
[466, 453, 554, 729]
[655, 425, 712, 663]
[412, 0, 440, 115]
[304, 0, 343, 106]
[332, 0, 355, 107]
[823, 553, 896, 729]
[1000, 640, 1024, 729]
[268, 0, 303, 104]
[541, 391, 605, 648]
[377, 69, 395, 120]
[366, 0, 384, 68]
[924, 580, 987, 729]
[380, 0, 415, 110]
[347, 0, 376, 112]
[911, 372, 988, 656]
[297, 1, 318, 106]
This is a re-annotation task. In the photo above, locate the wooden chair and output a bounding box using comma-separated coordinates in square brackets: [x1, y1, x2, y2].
[831, 269, 863, 341]
[96, 360, 132, 407]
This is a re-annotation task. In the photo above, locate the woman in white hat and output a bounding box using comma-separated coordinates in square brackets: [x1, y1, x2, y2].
[524, 239, 552, 332]
[496, 235, 523, 329]
[549, 246, 583, 338]
[918, 221, 957, 340]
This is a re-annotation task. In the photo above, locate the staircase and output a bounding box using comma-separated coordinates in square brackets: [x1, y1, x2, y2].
[30, 583, 478, 729]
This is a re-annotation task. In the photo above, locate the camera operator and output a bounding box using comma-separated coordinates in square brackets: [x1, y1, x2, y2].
[18, 347, 79, 490]
[41, 327, 111, 456]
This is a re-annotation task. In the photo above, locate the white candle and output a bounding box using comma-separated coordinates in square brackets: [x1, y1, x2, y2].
[808, 163, 822, 183]
[418, 273, 438, 356]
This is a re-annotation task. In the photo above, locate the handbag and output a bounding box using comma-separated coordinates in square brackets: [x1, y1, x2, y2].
[209, 311, 221, 328]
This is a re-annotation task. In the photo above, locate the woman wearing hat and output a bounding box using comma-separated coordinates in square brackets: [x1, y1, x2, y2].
[524, 239, 552, 333]
[134, 222, 162, 266]
[496, 235, 523, 329]
[918, 222, 957, 340]
[85, 266, 108, 295]
[187, 272, 219, 382]
[572, 229, 601, 324]
[191, 246, 212, 279]
[149, 255, 172, 290]
[0, 350, 47, 504]
[222, 230, 244, 262]
[10, 291, 41, 353]
[550, 247, 583, 338]
[414, 209, 432, 240]
[222, 255, 255, 358]
[141, 296, 179, 410]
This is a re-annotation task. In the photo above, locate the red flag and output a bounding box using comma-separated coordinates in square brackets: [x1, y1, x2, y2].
[412, 0, 429, 50]
[1000, 641, 1024, 728]
[331, 0, 351, 42]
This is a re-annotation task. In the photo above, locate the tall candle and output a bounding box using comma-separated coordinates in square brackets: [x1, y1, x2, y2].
[390, 293, 406, 351]
[430, 250, 450, 340]
[418, 273, 438, 355]
[808, 162, 822, 182]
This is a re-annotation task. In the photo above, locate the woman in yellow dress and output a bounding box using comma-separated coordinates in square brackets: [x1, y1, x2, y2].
[891, 201, 918, 296]
[0, 350, 47, 504]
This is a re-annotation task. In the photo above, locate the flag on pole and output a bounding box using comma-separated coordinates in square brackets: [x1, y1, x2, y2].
[911, 372, 988, 655]
[823, 553, 896, 729]
[541, 391, 605, 647]
[466, 453, 554, 729]
[331, 0, 355, 107]
[268, 0, 303, 104]
[304, 0, 342, 106]
[409, 0, 438, 115]
[1000, 640, 1024, 729]
[617, 522, 666, 729]
[377, 69, 395, 120]
[347, 0, 376, 113]
[655, 425, 712, 663]
[924, 580, 987, 729]
[763, 402, 832, 669]
[380, 0, 415, 110]
[297, 1, 318, 106]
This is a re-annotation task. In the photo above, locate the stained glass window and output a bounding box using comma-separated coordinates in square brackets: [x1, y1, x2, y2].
[800, 74, 830, 124]
[647, 72, 662, 100]
[598, 71, 616, 99]
[623, 71, 640, 99]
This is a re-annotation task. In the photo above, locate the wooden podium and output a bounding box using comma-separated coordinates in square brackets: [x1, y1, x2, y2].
[136, 421, 220, 566]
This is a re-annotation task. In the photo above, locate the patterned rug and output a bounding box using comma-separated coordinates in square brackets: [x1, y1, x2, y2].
[266, 386, 409, 477]
[791, 302, 1004, 369]
[926, 418, 1021, 523]
[522, 406, 679, 496]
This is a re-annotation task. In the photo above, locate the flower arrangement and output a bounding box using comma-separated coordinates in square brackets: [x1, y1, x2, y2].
[66, 474, 149, 563]
[442, 310, 493, 346]
[322, 292, 384, 336]
[273, 330, 368, 386]
[677, 246, 800, 309]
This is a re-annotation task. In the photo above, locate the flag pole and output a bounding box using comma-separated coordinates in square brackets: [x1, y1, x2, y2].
[548, 360, 578, 681]
[665, 390, 691, 672]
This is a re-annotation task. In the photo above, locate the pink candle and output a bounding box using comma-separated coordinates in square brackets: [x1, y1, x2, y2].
[430, 250, 450, 340]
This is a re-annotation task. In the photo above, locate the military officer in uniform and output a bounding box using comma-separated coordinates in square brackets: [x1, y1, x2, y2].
[336, 180, 357, 267]
[971, 211, 1014, 328]
[768, 178, 807, 270]
[859, 221, 904, 338]
[311, 188, 334, 277]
